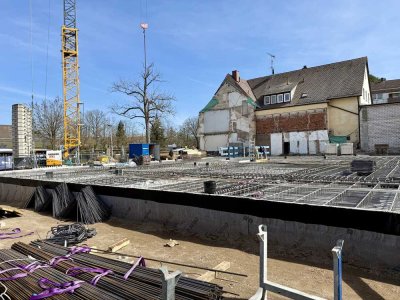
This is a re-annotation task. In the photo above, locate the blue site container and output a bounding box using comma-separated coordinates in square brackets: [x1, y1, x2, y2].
[129, 143, 150, 158]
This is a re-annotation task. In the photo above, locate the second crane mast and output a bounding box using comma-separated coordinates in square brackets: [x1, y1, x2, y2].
[62, 0, 81, 159]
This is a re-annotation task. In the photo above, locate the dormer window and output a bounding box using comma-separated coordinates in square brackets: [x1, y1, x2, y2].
[263, 92, 292, 106]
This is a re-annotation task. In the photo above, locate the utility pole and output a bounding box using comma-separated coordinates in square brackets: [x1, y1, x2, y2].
[108, 124, 113, 159]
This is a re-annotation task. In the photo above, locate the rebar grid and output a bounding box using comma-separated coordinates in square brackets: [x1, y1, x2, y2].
[3, 156, 400, 213]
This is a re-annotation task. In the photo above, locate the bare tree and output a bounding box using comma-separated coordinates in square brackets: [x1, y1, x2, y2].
[84, 109, 108, 149]
[33, 97, 63, 149]
[111, 63, 175, 143]
[181, 116, 200, 148]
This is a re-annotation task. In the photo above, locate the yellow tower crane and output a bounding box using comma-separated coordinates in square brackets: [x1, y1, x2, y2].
[62, 0, 81, 161]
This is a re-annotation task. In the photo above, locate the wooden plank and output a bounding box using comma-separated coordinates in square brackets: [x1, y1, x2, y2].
[108, 238, 130, 252]
[197, 261, 230, 282]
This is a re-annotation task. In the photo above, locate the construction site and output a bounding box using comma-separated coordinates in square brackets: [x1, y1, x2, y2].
[0, 155, 399, 299]
[1, 0, 400, 299]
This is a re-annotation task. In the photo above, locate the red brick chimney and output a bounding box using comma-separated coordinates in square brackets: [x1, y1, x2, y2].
[232, 70, 240, 82]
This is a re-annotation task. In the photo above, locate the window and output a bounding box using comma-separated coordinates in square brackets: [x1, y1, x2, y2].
[377, 93, 383, 99]
[392, 93, 400, 98]
[277, 94, 283, 103]
[284, 93, 291, 102]
[263, 95, 270, 105]
[362, 88, 365, 100]
[242, 100, 248, 115]
[300, 93, 308, 98]
[271, 95, 277, 104]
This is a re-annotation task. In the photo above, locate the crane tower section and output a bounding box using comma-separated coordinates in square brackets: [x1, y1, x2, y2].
[62, 0, 80, 158]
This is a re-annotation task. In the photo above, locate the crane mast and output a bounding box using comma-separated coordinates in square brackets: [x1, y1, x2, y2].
[62, 0, 81, 159]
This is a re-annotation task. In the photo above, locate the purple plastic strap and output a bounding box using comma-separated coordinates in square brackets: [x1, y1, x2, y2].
[49, 255, 72, 266]
[30, 278, 84, 300]
[0, 228, 21, 236]
[19, 261, 50, 273]
[0, 228, 34, 240]
[123, 256, 146, 280]
[0, 267, 28, 281]
[91, 269, 113, 286]
[68, 246, 91, 256]
[66, 267, 113, 286]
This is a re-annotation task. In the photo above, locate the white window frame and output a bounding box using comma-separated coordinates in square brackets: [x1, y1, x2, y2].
[277, 94, 283, 103]
[263, 95, 270, 105]
[271, 95, 277, 104]
[284, 93, 291, 102]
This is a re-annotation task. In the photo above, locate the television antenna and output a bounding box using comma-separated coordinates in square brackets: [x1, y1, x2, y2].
[267, 53, 275, 75]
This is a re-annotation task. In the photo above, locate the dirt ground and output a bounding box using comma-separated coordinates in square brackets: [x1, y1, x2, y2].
[0, 206, 399, 300]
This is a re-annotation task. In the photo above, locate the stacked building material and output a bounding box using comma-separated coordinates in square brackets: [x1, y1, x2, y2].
[52, 183, 77, 219]
[0, 248, 119, 299]
[23, 183, 111, 224]
[6, 241, 224, 300]
[43, 223, 97, 246]
[76, 186, 111, 224]
[32, 186, 52, 212]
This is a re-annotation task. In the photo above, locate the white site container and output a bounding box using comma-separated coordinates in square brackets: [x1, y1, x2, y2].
[340, 143, 354, 155]
[325, 144, 338, 155]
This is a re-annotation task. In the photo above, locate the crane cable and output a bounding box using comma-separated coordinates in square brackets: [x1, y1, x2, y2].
[29, 0, 34, 109]
[140, 0, 148, 23]
[44, 0, 51, 102]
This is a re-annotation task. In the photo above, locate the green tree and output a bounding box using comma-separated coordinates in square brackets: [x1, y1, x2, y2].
[116, 120, 127, 148]
[150, 117, 165, 145]
[369, 74, 385, 84]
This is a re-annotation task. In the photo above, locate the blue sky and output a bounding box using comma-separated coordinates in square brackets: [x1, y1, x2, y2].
[0, 0, 399, 127]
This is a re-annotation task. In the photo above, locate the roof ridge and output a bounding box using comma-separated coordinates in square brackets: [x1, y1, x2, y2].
[247, 56, 367, 82]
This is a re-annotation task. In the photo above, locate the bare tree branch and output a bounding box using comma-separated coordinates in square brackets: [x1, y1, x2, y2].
[110, 63, 175, 143]
[32, 97, 63, 149]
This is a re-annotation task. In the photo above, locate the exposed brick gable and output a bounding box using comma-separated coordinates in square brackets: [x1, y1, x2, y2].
[256, 109, 327, 134]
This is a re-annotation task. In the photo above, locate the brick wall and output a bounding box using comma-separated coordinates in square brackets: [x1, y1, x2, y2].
[360, 103, 400, 153]
[256, 110, 327, 135]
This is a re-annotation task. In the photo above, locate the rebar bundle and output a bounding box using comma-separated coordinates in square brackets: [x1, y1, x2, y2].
[52, 183, 77, 219]
[43, 223, 97, 246]
[33, 186, 52, 212]
[6, 241, 224, 300]
[77, 186, 111, 224]
[0, 248, 120, 300]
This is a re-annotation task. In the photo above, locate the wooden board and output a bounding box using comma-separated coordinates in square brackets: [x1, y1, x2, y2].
[108, 238, 130, 252]
[197, 261, 231, 282]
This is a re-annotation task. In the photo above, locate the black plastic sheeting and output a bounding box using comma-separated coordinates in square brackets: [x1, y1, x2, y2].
[1, 176, 400, 235]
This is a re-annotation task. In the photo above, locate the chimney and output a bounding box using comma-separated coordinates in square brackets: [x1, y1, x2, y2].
[303, 65, 308, 69]
[232, 70, 240, 82]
